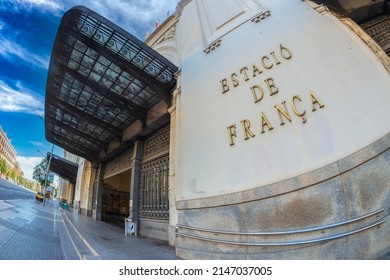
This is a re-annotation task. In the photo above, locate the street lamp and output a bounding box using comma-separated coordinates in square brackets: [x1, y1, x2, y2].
[37, 114, 55, 206]
[37, 149, 45, 158]
[42, 145, 54, 206]
[35, 150, 46, 192]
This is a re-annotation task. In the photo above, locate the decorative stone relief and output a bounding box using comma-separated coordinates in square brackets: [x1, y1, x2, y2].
[251, 10, 271, 23]
[156, 25, 177, 45]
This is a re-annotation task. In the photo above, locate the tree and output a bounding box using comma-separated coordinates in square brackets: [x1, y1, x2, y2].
[0, 158, 7, 176]
[16, 175, 24, 185]
[33, 158, 47, 186]
[9, 168, 16, 180]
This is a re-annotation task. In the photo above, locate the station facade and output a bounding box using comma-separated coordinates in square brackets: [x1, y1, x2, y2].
[46, 0, 390, 259]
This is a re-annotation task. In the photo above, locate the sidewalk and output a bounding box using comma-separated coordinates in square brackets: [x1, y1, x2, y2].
[57, 204, 179, 260]
[55, 200, 390, 260]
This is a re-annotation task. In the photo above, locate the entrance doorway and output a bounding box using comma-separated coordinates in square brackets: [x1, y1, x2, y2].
[101, 170, 131, 227]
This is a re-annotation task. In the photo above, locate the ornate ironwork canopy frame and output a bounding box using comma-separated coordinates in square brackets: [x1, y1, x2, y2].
[45, 5, 178, 165]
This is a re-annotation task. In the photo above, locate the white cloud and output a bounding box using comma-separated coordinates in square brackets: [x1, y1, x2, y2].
[0, 80, 44, 115]
[17, 156, 42, 181]
[0, 35, 49, 69]
[63, 0, 179, 39]
[0, 20, 5, 31]
[7, 0, 63, 14]
[30, 141, 46, 148]
[85, 1, 177, 23]
[22, 0, 62, 10]
[1, 0, 179, 41]
[17, 155, 60, 186]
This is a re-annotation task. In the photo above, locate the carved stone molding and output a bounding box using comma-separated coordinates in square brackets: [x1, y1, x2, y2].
[314, 4, 329, 14]
[251, 10, 271, 23]
[204, 39, 222, 54]
[176, 0, 192, 16]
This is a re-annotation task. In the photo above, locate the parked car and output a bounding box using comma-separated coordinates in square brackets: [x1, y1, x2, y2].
[35, 192, 44, 202]
[59, 199, 69, 210]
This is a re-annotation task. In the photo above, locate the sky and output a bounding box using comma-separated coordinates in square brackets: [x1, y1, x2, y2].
[0, 0, 178, 180]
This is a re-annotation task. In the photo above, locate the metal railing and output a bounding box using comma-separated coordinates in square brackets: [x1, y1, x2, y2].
[176, 208, 386, 246]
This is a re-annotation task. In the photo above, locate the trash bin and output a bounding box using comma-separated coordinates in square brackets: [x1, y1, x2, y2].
[125, 218, 137, 236]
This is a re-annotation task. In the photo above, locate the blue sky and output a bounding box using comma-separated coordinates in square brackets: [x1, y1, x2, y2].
[0, 0, 178, 179]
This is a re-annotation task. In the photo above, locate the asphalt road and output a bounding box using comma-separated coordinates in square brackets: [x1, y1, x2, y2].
[0, 178, 64, 260]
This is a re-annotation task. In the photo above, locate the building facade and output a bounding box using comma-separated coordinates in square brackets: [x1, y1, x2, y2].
[45, 0, 390, 259]
[0, 124, 19, 173]
[56, 151, 94, 216]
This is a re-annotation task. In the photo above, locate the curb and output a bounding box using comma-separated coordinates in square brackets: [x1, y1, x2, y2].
[57, 208, 101, 260]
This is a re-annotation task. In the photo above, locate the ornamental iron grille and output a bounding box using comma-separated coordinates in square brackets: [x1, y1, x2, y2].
[143, 125, 170, 159]
[45, 5, 177, 164]
[360, 13, 390, 56]
[103, 147, 134, 178]
[139, 155, 170, 220]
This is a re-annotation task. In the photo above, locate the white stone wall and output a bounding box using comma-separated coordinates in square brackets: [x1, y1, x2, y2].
[173, 0, 390, 200]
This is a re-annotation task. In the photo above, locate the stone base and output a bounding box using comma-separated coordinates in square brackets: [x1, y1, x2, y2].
[176, 133, 390, 259]
[139, 218, 169, 242]
[80, 208, 92, 217]
[92, 207, 101, 221]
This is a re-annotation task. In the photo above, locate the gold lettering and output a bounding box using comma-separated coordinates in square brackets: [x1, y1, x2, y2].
[310, 90, 325, 111]
[261, 56, 273, 69]
[264, 77, 279, 96]
[221, 79, 229, 94]
[274, 101, 292, 126]
[250, 85, 264, 104]
[291, 95, 307, 124]
[227, 125, 237, 146]
[240, 66, 250, 81]
[252, 64, 263, 77]
[241, 119, 255, 140]
[280, 44, 292, 60]
[231, 72, 239, 87]
[270, 51, 281, 65]
[260, 112, 274, 133]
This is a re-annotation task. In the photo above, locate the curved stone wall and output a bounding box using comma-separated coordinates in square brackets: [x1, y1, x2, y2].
[175, 133, 390, 259]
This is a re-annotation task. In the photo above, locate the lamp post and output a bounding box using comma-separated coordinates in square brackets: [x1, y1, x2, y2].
[36, 150, 46, 193]
[42, 145, 54, 206]
[37, 149, 45, 158]
[37, 114, 55, 206]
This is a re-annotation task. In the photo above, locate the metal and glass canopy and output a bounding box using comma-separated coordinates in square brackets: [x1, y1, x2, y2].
[45, 5, 177, 164]
[47, 153, 78, 184]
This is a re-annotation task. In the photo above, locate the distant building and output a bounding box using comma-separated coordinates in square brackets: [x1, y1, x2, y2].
[57, 151, 92, 216]
[0, 124, 19, 173]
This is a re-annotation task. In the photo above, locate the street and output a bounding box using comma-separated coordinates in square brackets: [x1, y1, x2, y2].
[0, 178, 64, 260]
[0, 178, 179, 261]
